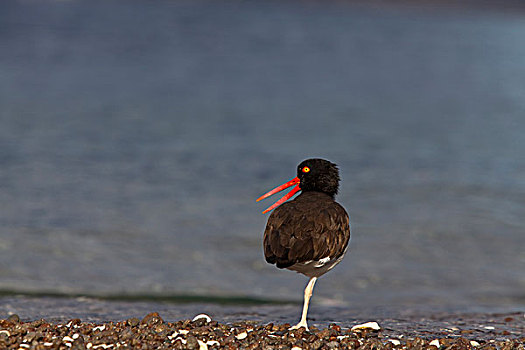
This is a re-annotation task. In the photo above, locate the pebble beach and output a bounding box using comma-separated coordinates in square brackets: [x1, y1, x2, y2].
[0, 298, 523, 350]
[1, 312, 523, 350]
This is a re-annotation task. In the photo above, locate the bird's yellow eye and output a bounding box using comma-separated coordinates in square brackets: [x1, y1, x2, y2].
[302, 166, 310, 173]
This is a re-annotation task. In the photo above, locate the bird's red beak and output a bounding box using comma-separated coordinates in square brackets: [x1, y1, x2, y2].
[256, 177, 301, 214]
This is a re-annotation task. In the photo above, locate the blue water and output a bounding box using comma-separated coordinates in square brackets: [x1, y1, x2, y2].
[0, 0, 524, 309]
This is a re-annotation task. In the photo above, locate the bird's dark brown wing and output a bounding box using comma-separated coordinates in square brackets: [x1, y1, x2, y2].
[263, 192, 350, 269]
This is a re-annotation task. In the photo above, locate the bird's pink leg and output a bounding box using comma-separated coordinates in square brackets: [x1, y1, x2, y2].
[290, 277, 317, 331]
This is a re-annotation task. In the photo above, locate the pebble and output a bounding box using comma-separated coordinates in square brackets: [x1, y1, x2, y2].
[141, 312, 163, 326]
[7, 314, 20, 323]
[186, 335, 199, 349]
[326, 340, 340, 349]
[126, 317, 140, 327]
[71, 336, 86, 350]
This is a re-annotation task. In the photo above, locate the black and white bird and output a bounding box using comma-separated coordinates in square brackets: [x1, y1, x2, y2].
[257, 158, 351, 330]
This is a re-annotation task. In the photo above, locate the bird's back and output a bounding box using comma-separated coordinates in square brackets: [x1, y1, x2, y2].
[263, 191, 350, 271]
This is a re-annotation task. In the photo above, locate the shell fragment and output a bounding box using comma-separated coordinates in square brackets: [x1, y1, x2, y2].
[351, 322, 381, 331]
[192, 314, 212, 323]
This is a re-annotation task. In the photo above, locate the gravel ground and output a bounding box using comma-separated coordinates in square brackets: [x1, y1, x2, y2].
[0, 297, 523, 349]
[0, 312, 523, 350]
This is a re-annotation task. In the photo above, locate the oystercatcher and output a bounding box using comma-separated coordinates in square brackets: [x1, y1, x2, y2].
[257, 158, 351, 331]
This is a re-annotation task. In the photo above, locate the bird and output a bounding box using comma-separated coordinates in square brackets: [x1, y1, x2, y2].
[256, 158, 351, 331]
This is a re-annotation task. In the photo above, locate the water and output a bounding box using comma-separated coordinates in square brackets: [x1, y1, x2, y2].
[0, 0, 524, 310]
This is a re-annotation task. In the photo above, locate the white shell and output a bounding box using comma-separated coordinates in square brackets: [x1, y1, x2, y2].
[351, 321, 381, 331]
[235, 331, 248, 340]
[197, 339, 208, 350]
[429, 339, 440, 347]
[192, 314, 212, 323]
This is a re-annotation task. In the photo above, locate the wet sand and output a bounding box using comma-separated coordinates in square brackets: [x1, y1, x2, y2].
[0, 296, 523, 349]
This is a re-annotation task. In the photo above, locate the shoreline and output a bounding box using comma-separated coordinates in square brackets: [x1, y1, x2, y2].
[0, 297, 523, 349]
[0, 310, 523, 349]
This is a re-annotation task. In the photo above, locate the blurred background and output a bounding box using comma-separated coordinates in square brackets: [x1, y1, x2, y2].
[0, 0, 524, 311]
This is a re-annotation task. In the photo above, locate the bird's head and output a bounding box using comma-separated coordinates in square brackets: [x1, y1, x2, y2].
[296, 158, 339, 197]
[256, 158, 340, 214]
